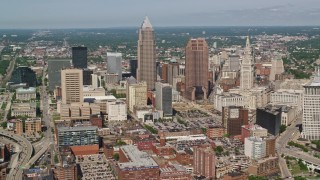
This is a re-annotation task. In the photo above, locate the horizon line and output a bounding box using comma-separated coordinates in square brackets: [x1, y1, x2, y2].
[1, 25, 320, 30]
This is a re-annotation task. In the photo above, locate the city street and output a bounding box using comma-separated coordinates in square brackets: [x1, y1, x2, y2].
[26, 64, 54, 168]
[276, 117, 302, 179]
[0, 130, 33, 180]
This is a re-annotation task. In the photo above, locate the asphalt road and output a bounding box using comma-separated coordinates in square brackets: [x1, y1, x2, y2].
[0, 130, 33, 180]
[285, 149, 320, 166]
[1, 55, 16, 87]
[276, 117, 302, 179]
[26, 65, 54, 168]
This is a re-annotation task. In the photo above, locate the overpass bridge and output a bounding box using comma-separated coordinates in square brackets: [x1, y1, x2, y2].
[0, 130, 33, 180]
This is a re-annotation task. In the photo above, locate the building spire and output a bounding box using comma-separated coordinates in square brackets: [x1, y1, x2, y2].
[141, 16, 152, 29]
[246, 35, 251, 48]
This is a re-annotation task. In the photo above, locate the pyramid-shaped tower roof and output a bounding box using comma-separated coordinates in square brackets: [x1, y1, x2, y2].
[141, 16, 153, 29]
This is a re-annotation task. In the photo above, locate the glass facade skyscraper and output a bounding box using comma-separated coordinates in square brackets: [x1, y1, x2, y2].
[72, 46, 87, 69]
[10, 66, 37, 87]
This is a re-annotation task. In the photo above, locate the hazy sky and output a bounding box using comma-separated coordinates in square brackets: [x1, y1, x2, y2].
[1, 0, 320, 28]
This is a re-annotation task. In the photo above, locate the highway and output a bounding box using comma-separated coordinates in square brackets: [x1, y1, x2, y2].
[0, 137, 20, 172]
[26, 141, 52, 168]
[276, 117, 302, 179]
[0, 130, 33, 180]
[284, 149, 320, 166]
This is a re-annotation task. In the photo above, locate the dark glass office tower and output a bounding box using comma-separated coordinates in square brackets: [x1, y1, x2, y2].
[10, 67, 37, 87]
[83, 69, 93, 85]
[130, 59, 138, 79]
[72, 47, 87, 69]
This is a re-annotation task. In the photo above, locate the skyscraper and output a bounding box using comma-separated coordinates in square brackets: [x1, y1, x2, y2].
[185, 38, 209, 101]
[48, 59, 72, 91]
[127, 80, 147, 113]
[82, 69, 93, 85]
[269, 56, 284, 81]
[72, 47, 87, 69]
[302, 68, 320, 140]
[222, 106, 249, 136]
[129, 59, 138, 79]
[137, 17, 156, 90]
[240, 36, 254, 90]
[155, 82, 172, 117]
[167, 61, 179, 85]
[61, 69, 83, 104]
[10, 66, 37, 87]
[107, 52, 122, 81]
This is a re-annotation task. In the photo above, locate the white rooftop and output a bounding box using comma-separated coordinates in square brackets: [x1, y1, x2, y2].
[16, 87, 36, 94]
[83, 86, 105, 92]
[118, 145, 158, 170]
[107, 52, 122, 57]
[83, 95, 116, 101]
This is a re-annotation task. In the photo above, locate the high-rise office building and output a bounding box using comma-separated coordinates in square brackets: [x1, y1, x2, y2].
[127, 81, 147, 113]
[302, 68, 320, 140]
[270, 56, 284, 81]
[129, 59, 138, 79]
[222, 106, 249, 136]
[48, 59, 72, 91]
[156, 61, 161, 80]
[185, 38, 209, 101]
[72, 47, 87, 69]
[91, 74, 101, 88]
[10, 67, 37, 87]
[83, 69, 93, 85]
[107, 52, 122, 81]
[160, 63, 168, 83]
[61, 69, 83, 104]
[168, 61, 179, 86]
[256, 105, 281, 135]
[155, 82, 172, 117]
[137, 17, 157, 90]
[240, 36, 254, 90]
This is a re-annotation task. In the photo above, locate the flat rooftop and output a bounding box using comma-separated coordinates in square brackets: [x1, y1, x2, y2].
[58, 126, 98, 132]
[83, 95, 116, 101]
[118, 145, 158, 170]
[16, 87, 36, 94]
[83, 86, 105, 92]
[11, 102, 36, 110]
